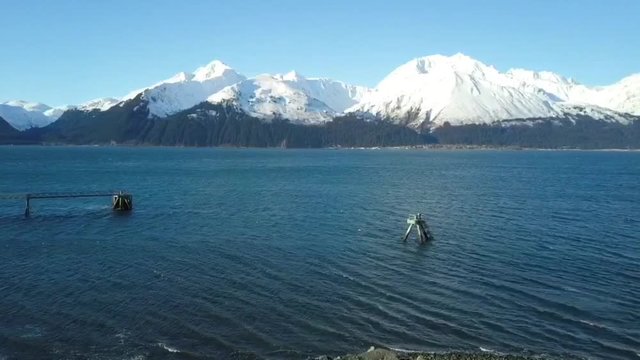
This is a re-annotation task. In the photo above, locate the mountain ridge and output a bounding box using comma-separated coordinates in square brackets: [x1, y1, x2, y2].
[0, 53, 640, 143]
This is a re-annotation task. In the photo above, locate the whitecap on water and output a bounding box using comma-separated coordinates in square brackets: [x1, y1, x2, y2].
[388, 346, 419, 353]
[157, 343, 180, 353]
[579, 319, 607, 329]
[479, 347, 510, 356]
[115, 329, 130, 345]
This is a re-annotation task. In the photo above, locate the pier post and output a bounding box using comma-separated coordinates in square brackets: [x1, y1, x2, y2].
[112, 193, 133, 211]
[24, 195, 31, 217]
[402, 223, 414, 242]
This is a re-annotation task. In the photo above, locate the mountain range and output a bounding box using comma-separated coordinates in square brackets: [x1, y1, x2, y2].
[1, 53, 639, 148]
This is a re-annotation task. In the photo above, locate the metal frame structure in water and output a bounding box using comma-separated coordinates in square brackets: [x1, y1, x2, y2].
[0, 191, 133, 217]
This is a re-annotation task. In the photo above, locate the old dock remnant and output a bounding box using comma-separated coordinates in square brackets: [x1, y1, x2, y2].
[0, 191, 133, 217]
[403, 213, 434, 244]
[112, 192, 133, 211]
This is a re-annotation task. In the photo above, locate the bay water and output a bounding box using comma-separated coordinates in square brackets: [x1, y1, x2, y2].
[0, 147, 638, 359]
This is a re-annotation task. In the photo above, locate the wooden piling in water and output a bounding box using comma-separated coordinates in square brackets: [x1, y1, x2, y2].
[25, 195, 31, 217]
[112, 193, 133, 211]
[403, 213, 434, 244]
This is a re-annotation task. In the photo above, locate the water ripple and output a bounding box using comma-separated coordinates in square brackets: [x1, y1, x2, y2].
[1, 147, 639, 360]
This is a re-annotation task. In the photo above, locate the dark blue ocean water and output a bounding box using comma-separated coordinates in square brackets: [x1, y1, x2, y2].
[0, 147, 639, 360]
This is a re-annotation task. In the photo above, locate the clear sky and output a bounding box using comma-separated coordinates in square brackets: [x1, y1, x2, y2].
[1, 0, 639, 106]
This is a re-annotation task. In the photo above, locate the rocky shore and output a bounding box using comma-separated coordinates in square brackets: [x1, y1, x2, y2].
[314, 346, 559, 360]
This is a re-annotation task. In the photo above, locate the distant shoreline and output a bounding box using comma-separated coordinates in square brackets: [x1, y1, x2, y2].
[1, 143, 640, 151]
[335, 144, 640, 151]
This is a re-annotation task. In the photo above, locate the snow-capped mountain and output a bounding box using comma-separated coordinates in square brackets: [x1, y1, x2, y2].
[0, 97, 124, 130]
[0, 100, 58, 130]
[0, 60, 369, 129]
[505, 68, 579, 101]
[208, 74, 334, 124]
[271, 71, 369, 112]
[123, 60, 246, 118]
[207, 71, 369, 124]
[349, 53, 640, 128]
[2, 54, 638, 131]
[570, 74, 640, 116]
[507, 69, 640, 116]
[349, 54, 560, 128]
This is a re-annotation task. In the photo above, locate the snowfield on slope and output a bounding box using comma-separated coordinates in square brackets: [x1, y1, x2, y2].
[207, 71, 370, 124]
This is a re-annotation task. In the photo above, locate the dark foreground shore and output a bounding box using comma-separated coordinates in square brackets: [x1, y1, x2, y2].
[313, 347, 568, 360]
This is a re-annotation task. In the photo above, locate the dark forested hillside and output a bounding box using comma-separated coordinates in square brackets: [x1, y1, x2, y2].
[0, 117, 17, 136]
[22, 100, 427, 148]
[0, 116, 35, 144]
[433, 118, 640, 149]
[144, 110, 427, 148]
[29, 94, 154, 144]
[2, 102, 638, 149]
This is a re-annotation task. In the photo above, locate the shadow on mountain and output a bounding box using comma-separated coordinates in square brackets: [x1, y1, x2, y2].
[3, 99, 639, 149]
[14, 97, 429, 148]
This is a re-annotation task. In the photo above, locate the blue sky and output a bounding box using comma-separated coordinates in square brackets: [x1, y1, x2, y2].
[1, 0, 639, 106]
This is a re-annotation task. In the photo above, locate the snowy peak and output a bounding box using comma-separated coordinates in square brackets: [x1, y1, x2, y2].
[506, 68, 578, 101]
[0, 58, 246, 128]
[507, 68, 575, 85]
[373, 53, 506, 100]
[590, 74, 640, 116]
[208, 74, 337, 124]
[193, 60, 234, 81]
[3, 100, 51, 113]
[1, 58, 365, 127]
[350, 53, 640, 128]
[262, 71, 370, 111]
[616, 73, 640, 87]
[389, 53, 500, 84]
[207, 71, 370, 124]
[124, 60, 246, 117]
[0, 100, 57, 130]
[352, 53, 558, 128]
[281, 70, 304, 81]
[3, 54, 637, 131]
[163, 71, 195, 84]
[78, 97, 120, 111]
[282, 74, 369, 112]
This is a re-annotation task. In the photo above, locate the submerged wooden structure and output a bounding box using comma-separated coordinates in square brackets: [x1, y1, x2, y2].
[403, 213, 434, 244]
[0, 191, 132, 217]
